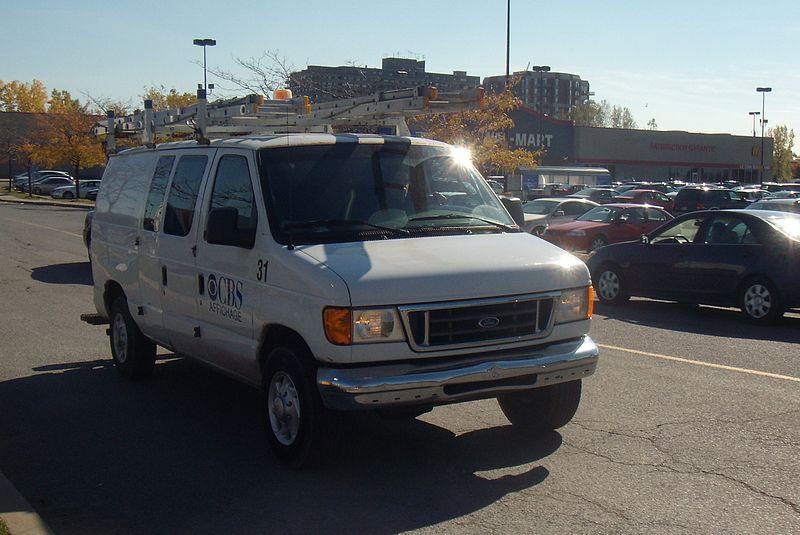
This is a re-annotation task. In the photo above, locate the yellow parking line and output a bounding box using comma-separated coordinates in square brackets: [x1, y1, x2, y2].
[597, 343, 800, 383]
[1, 218, 82, 238]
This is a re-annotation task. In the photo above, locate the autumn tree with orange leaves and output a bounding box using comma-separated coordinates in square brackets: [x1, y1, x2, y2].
[32, 90, 105, 198]
[411, 84, 540, 177]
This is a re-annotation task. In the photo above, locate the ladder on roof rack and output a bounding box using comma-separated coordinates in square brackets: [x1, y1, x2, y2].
[93, 86, 485, 153]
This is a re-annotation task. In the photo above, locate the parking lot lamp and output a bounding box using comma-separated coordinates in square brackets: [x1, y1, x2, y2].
[193, 38, 217, 91]
[756, 87, 771, 185]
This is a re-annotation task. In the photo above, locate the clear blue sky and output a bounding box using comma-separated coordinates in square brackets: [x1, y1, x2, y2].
[4, 0, 798, 151]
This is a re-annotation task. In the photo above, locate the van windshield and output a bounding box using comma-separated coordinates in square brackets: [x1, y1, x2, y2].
[258, 142, 517, 245]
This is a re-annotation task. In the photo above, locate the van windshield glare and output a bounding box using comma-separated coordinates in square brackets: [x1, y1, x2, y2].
[258, 143, 516, 244]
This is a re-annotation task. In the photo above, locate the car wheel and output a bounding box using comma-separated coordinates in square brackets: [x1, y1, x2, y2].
[33, 187, 42, 195]
[594, 264, 629, 305]
[62, 191, 74, 199]
[497, 380, 582, 432]
[740, 277, 783, 324]
[589, 235, 608, 251]
[263, 344, 327, 468]
[109, 297, 156, 379]
[532, 226, 545, 237]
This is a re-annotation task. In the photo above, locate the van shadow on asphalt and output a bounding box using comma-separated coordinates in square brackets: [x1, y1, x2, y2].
[0, 357, 559, 534]
[30, 262, 92, 286]
[595, 299, 800, 344]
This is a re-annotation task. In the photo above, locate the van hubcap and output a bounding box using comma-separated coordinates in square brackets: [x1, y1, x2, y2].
[597, 271, 619, 300]
[744, 284, 771, 318]
[112, 314, 128, 363]
[268, 372, 301, 445]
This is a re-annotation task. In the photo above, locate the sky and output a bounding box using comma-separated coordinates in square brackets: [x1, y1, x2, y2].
[3, 0, 798, 152]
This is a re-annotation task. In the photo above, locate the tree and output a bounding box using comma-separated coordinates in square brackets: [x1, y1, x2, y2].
[140, 85, 196, 111]
[33, 90, 105, 197]
[646, 118, 658, 130]
[411, 87, 540, 176]
[769, 125, 796, 181]
[610, 105, 637, 129]
[564, 99, 636, 129]
[206, 49, 292, 97]
[0, 79, 47, 112]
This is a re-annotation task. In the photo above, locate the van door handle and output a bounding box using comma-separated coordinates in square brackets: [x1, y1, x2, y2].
[161, 266, 167, 286]
[198, 273, 205, 295]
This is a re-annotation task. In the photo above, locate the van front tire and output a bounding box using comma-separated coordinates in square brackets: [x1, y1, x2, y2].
[109, 297, 155, 379]
[262, 344, 327, 469]
[497, 380, 582, 432]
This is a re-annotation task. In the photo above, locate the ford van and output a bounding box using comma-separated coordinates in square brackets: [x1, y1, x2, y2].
[89, 134, 599, 467]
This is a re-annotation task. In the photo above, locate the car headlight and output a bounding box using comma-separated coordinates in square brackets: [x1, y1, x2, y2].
[554, 287, 594, 324]
[323, 307, 406, 345]
[566, 229, 586, 236]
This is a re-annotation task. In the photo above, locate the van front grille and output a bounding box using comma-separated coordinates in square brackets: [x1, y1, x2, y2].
[399, 293, 556, 351]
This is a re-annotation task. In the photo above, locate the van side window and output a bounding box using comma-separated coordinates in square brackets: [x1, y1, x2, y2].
[163, 155, 208, 237]
[143, 156, 175, 231]
[207, 155, 258, 237]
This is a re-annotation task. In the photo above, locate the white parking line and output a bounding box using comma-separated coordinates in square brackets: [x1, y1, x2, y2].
[1, 218, 82, 238]
[597, 343, 800, 383]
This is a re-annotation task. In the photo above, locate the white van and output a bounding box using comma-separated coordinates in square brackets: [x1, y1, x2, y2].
[90, 134, 599, 467]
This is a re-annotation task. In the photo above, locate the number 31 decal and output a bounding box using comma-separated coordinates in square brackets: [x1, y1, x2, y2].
[256, 259, 268, 281]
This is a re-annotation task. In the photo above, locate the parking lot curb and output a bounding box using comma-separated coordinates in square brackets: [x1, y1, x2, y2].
[0, 195, 94, 210]
[0, 469, 53, 535]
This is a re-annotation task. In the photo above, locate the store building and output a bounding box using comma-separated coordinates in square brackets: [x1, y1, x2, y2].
[507, 107, 773, 183]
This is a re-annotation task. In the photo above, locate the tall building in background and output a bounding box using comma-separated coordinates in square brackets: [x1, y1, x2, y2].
[483, 70, 591, 117]
[290, 57, 480, 102]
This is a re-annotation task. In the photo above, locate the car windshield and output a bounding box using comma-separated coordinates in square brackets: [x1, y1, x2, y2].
[576, 206, 622, 222]
[523, 199, 560, 215]
[258, 142, 516, 245]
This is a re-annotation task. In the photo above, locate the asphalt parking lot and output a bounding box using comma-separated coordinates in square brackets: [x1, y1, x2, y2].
[0, 202, 798, 534]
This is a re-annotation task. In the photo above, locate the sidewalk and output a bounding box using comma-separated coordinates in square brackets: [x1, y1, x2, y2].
[0, 193, 94, 210]
[0, 469, 53, 535]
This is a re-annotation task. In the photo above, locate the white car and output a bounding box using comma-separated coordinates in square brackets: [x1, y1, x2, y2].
[88, 135, 599, 467]
[51, 180, 102, 199]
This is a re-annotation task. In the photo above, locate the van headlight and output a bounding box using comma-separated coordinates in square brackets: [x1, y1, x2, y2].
[554, 287, 594, 324]
[323, 307, 406, 345]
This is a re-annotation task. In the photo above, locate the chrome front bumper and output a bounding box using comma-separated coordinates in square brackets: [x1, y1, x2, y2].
[317, 336, 599, 411]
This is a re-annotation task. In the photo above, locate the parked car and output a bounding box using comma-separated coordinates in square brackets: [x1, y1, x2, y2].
[85, 189, 98, 201]
[587, 210, 800, 323]
[21, 176, 75, 195]
[613, 189, 674, 212]
[51, 180, 102, 199]
[746, 198, 800, 214]
[672, 187, 749, 215]
[543, 203, 673, 252]
[768, 190, 800, 199]
[568, 187, 618, 204]
[735, 188, 773, 202]
[521, 197, 598, 235]
[13, 170, 72, 191]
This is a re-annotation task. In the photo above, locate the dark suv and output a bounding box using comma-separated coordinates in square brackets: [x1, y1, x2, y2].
[672, 187, 749, 215]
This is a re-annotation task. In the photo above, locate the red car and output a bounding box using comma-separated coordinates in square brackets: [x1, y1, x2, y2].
[542, 203, 674, 252]
[613, 189, 674, 212]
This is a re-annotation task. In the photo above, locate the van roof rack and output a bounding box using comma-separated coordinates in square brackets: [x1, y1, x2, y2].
[93, 86, 485, 154]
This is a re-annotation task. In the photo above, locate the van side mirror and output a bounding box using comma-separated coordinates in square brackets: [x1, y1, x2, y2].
[553, 210, 566, 217]
[206, 207, 256, 248]
[500, 196, 525, 227]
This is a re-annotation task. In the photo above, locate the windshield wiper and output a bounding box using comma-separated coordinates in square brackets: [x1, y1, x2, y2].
[282, 218, 409, 236]
[408, 213, 517, 232]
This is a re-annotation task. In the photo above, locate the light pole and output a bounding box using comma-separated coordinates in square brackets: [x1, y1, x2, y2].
[505, 0, 510, 85]
[748, 111, 760, 137]
[193, 38, 217, 91]
[756, 86, 771, 184]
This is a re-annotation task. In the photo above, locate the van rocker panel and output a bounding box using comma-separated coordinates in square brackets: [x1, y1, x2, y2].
[317, 336, 598, 410]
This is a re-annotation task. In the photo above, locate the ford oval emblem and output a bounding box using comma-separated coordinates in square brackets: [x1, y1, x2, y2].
[478, 316, 500, 329]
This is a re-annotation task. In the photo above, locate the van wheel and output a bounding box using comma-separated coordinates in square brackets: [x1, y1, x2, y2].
[497, 380, 582, 432]
[109, 297, 155, 379]
[62, 191, 74, 199]
[594, 264, 629, 305]
[262, 344, 327, 468]
[740, 277, 783, 324]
